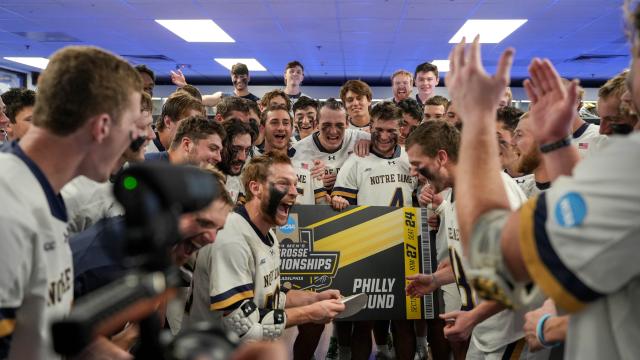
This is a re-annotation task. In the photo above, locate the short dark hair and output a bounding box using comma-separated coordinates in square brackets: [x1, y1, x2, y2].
[340, 80, 372, 104]
[135, 64, 155, 81]
[177, 84, 203, 101]
[317, 98, 347, 123]
[292, 96, 319, 114]
[496, 106, 524, 132]
[285, 60, 304, 72]
[260, 103, 292, 126]
[218, 120, 257, 175]
[406, 120, 460, 162]
[157, 93, 203, 131]
[397, 98, 423, 122]
[260, 89, 291, 112]
[246, 98, 261, 117]
[1, 88, 36, 124]
[370, 101, 402, 124]
[170, 115, 226, 150]
[425, 95, 449, 107]
[217, 96, 250, 120]
[414, 62, 439, 80]
[231, 63, 249, 76]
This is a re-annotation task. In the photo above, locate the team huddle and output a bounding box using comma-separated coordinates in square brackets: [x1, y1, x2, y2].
[1, 2, 640, 360]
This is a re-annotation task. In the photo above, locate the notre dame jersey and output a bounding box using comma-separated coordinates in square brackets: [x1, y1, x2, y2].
[332, 146, 417, 206]
[443, 172, 528, 352]
[291, 129, 371, 178]
[183, 207, 283, 334]
[291, 160, 327, 205]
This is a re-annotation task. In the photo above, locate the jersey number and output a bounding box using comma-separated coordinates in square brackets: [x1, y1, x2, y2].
[390, 187, 404, 207]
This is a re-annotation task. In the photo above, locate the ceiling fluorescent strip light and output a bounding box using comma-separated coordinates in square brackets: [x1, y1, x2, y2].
[3, 57, 49, 69]
[449, 19, 527, 44]
[214, 58, 267, 71]
[155, 19, 235, 43]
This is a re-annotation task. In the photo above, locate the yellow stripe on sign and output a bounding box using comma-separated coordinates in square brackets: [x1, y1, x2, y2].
[305, 206, 370, 229]
[314, 209, 404, 268]
[0, 319, 16, 337]
[403, 207, 421, 320]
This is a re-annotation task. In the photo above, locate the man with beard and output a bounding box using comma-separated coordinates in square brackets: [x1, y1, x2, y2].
[145, 115, 224, 168]
[183, 153, 345, 341]
[397, 98, 423, 147]
[340, 80, 373, 132]
[387, 70, 414, 104]
[511, 113, 550, 198]
[332, 102, 418, 360]
[404, 122, 542, 360]
[414, 62, 440, 105]
[293, 96, 319, 141]
[171, 63, 259, 107]
[218, 120, 256, 204]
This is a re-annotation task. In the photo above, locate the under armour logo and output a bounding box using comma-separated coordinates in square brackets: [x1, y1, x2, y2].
[328, 155, 336, 160]
[388, 161, 396, 165]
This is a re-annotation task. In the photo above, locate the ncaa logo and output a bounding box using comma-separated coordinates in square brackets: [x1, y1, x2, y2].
[280, 215, 297, 234]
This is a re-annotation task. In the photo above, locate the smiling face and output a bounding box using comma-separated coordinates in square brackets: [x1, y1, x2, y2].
[284, 65, 304, 87]
[232, 73, 249, 92]
[343, 90, 371, 120]
[371, 118, 399, 156]
[173, 199, 231, 265]
[415, 71, 439, 98]
[259, 163, 299, 226]
[318, 106, 347, 152]
[186, 133, 223, 168]
[392, 74, 413, 102]
[228, 133, 252, 175]
[263, 109, 292, 152]
[406, 144, 451, 193]
[294, 106, 317, 139]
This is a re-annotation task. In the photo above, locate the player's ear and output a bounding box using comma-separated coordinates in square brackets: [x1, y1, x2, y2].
[89, 113, 112, 143]
[437, 149, 449, 165]
[248, 180, 262, 198]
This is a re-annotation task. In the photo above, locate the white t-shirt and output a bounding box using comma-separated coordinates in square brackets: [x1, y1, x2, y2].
[0, 148, 73, 359]
[572, 122, 606, 158]
[519, 132, 640, 359]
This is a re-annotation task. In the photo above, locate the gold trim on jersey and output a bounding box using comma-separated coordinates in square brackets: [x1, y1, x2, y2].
[0, 319, 16, 337]
[519, 196, 586, 313]
[210, 290, 255, 311]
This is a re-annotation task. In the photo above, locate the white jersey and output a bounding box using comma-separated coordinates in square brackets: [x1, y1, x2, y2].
[291, 160, 327, 205]
[0, 149, 73, 360]
[291, 129, 371, 178]
[61, 176, 123, 236]
[519, 132, 640, 359]
[183, 208, 283, 336]
[572, 122, 605, 158]
[225, 174, 246, 205]
[332, 146, 417, 207]
[442, 172, 528, 352]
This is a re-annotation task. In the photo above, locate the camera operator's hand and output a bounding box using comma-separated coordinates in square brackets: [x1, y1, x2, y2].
[307, 299, 345, 324]
[314, 289, 341, 302]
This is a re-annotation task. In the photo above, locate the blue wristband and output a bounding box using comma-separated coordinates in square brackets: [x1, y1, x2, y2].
[536, 314, 561, 348]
